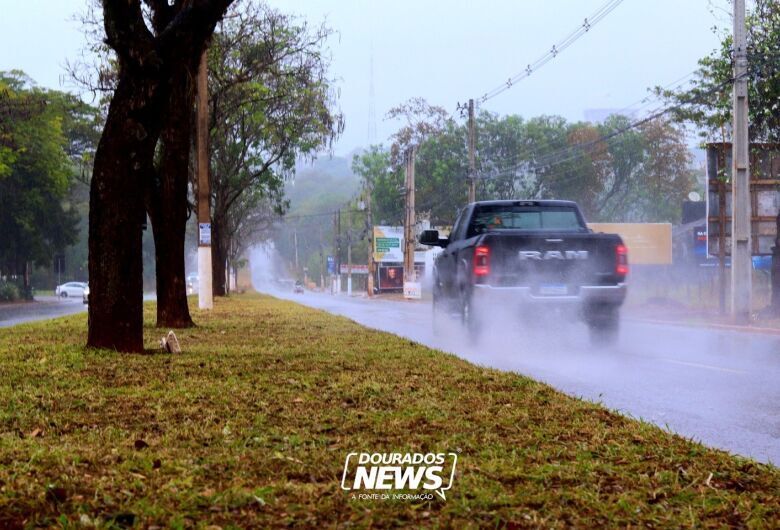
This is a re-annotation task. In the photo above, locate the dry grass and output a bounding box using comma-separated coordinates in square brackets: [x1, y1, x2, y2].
[0, 293, 778, 528]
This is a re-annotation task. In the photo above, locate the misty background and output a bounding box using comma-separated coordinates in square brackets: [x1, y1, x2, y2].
[0, 0, 726, 155]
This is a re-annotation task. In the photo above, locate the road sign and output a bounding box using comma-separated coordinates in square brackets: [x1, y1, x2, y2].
[403, 281, 421, 299]
[339, 264, 368, 274]
[198, 223, 211, 245]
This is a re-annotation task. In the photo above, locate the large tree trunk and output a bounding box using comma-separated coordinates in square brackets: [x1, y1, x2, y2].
[147, 69, 195, 328]
[88, 75, 161, 352]
[88, 0, 236, 351]
[211, 216, 228, 296]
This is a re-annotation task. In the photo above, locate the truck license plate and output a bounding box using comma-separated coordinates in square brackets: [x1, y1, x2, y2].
[539, 284, 567, 296]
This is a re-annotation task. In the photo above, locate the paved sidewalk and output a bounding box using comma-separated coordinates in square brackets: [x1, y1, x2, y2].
[625, 299, 780, 335]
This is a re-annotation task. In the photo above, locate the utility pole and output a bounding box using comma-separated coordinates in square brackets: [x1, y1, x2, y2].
[332, 211, 337, 293]
[403, 146, 417, 286]
[318, 226, 325, 290]
[333, 210, 342, 294]
[467, 98, 476, 203]
[366, 187, 375, 297]
[337, 209, 342, 294]
[196, 49, 213, 310]
[347, 210, 353, 296]
[731, 0, 751, 323]
[293, 227, 299, 275]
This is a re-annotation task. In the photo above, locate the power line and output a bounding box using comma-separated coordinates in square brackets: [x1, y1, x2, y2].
[479, 0, 626, 104]
[279, 208, 366, 223]
[479, 73, 742, 188]
[466, 70, 697, 180]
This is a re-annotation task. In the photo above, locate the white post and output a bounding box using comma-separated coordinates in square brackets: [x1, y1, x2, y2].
[198, 248, 212, 309]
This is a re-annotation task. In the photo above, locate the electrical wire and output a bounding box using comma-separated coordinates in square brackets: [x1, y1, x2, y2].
[279, 208, 367, 223]
[479, 0, 626, 104]
[465, 69, 698, 178]
[478, 72, 742, 190]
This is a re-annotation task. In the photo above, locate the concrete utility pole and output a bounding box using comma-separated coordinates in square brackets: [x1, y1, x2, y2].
[336, 209, 342, 293]
[467, 98, 476, 203]
[731, 0, 752, 322]
[403, 146, 417, 285]
[196, 50, 213, 310]
[347, 209, 353, 296]
[293, 228, 299, 274]
[366, 188, 375, 297]
[318, 226, 325, 290]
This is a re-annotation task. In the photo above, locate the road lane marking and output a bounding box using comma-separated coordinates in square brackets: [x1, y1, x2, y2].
[659, 358, 746, 375]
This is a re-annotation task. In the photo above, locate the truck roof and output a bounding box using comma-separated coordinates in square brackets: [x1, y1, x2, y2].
[469, 199, 580, 208]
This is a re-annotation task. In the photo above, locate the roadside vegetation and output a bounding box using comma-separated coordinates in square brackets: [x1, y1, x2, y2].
[0, 294, 777, 528]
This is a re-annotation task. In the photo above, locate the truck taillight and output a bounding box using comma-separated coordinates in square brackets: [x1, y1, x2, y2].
[616, 244, 628, 277]
[474, 245, 490, 276]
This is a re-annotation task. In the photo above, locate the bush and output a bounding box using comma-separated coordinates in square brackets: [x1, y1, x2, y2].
[0, 281, 21, 302]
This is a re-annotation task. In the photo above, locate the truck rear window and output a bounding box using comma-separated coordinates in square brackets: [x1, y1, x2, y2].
[469, 205, 584, 235]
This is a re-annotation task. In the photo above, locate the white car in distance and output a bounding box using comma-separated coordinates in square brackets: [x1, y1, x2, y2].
[55, 282, 88, 299]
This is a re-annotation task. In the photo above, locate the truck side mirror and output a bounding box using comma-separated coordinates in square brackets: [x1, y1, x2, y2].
[419, 229, 447, 247]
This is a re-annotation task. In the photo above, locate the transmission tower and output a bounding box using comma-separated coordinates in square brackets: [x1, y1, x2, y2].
[367, 45, 377, 145]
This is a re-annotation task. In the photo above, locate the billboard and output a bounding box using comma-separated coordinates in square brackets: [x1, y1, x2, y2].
[694, 225, 708, 260]
[373, 226, 404, 263]
[706, 142, 780, 256]
[588, 223, 672, 265]
[378, 265, 403, 290]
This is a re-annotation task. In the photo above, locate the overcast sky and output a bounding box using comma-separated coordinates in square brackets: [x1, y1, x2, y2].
[0, 0, 730, 155]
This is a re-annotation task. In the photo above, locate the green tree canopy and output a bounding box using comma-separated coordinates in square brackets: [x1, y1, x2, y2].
[208, 0, 342, 293]
[659, 0, 780, 142]
[366, 108, 693, 227]
[0, 72, 93, 282]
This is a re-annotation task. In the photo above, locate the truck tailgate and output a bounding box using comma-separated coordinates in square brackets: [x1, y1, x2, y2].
[478, 231, 623, 289]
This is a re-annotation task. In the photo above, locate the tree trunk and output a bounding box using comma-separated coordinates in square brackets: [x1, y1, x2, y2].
[88, 0, 236, 351]
[147, 69, 195, 328]
[211, 217, 227, 296]
[88, 76, 160, 352]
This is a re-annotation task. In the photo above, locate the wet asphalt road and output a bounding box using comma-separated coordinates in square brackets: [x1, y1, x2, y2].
[0, 296, 87, 328]
[0, 294, 157, 328]
[268, 288, 780, 466]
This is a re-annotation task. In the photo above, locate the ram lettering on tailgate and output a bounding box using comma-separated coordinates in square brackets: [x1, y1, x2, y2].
[518, 250, 589, 261]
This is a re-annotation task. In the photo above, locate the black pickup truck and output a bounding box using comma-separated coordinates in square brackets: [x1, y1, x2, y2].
[420, 200, 628, 344]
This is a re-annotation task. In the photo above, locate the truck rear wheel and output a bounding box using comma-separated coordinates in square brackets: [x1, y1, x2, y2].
[587, 308, 619, 346]
[432, 290, 444, 336]
[460, 292, 481, 344]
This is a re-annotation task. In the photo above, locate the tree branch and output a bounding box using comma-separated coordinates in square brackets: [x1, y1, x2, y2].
[101, 0, 156, 68]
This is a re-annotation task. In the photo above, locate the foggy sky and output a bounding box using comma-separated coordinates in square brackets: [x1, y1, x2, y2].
[0, 0, 728, 155]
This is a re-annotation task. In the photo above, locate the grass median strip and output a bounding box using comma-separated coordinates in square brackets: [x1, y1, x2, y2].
[0, 293, 778, 528]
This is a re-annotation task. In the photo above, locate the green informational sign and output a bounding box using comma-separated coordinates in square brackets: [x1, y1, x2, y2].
[375, 237, 400, 252]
